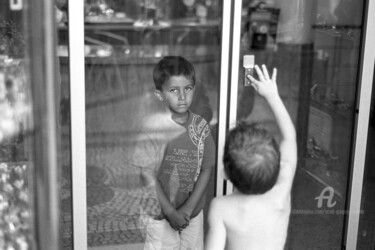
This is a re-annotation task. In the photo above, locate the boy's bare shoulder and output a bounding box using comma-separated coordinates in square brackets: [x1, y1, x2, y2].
[210, 194, 231, 208]
[208, 194, 245, 228]
[209, 194, 241, 213]
[212, 192, 246, 202]
[210, 193, 255, 214]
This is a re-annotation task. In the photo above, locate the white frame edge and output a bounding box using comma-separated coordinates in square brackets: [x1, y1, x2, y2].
[216, 0, 233, 196]
[225, 0, 243, 195]
[345, 0, 375, 249]
[68, 1, 88, 249]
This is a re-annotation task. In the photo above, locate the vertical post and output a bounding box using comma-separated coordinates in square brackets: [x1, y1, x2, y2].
[27, 0, 59, 249]
[68, 1, 88, 249]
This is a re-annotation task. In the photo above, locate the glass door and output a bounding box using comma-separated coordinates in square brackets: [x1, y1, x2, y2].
[229, 0, 374, 249]
[63, 0, 229, 249]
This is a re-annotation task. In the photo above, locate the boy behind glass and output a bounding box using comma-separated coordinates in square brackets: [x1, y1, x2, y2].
[133, 56, 215, 250]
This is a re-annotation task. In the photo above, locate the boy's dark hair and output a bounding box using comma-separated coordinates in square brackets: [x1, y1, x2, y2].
[153, 56, 196, 90]
[223, 121, 280, 195]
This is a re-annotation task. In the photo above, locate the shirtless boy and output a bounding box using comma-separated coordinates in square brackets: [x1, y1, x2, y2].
[205, 65, 297, 250]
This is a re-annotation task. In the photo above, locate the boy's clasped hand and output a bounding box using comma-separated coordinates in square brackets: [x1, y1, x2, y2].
[167, 211, 190, 232]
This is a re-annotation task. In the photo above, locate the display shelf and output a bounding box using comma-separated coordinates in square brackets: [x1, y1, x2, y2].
[58, 18, 221, 50]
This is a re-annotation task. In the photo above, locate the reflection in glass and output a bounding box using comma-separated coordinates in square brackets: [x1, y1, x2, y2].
[0, 5, 34, 250]
[129, 56, 216, 249]
[0, 60, 33, 250]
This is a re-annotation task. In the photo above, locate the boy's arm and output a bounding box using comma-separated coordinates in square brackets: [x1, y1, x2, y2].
[153, 177, 189, 229]
[132, 129, 188, 229]
[178, 164, 212, 216]
[178, 131, 215, 217]
[248, 65, 297, 193]
[205, 198, 226, 250]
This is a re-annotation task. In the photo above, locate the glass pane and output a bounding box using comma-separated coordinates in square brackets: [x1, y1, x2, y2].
[80, 0, 222, 248]
[1, 2, 34, 250]
[56, 0, 73, 249]
[357, 69, 375, 249]
[238, 0, 365, 248]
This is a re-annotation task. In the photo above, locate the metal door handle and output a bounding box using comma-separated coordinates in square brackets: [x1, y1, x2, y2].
[10, 0, 23, 10]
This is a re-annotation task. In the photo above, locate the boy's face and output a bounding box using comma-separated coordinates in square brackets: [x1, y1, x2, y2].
[155, 75, 195, 115]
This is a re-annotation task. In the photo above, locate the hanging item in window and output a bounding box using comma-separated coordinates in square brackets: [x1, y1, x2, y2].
[246, 1, 280, 50]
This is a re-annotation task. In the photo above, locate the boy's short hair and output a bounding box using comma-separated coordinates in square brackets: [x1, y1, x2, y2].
[153, 56, 196, 90]
[224, 121, 280, 195]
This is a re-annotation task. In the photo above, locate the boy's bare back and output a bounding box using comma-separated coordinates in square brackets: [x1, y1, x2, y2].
[205, 65, 297, 250]
[206, 161, 294, 250]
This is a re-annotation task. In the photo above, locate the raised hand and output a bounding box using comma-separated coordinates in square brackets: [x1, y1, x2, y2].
[247, 64, 278, 100]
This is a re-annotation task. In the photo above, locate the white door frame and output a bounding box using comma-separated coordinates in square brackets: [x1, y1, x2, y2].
[215, 0, 234, 196]
[68, 1, 87, 249]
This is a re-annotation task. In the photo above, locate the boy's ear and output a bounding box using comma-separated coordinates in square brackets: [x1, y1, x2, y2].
[154, 90, 164, 101]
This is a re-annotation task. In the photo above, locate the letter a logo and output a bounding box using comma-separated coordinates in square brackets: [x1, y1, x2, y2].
[315, 186, 337, 208]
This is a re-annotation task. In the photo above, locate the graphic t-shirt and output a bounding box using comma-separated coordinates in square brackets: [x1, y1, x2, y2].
[157, 113, 215, 217]
[131, 110, 215, 218]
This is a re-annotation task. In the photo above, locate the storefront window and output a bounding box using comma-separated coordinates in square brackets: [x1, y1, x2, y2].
[3, 0, 370, 249]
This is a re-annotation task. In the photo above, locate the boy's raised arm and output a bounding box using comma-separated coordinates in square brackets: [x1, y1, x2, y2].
[247, 65, 297, 191]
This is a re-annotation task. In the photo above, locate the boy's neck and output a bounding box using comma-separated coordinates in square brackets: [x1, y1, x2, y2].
[171, 111, 189, 125]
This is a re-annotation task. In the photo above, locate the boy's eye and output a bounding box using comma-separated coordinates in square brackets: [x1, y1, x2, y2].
[170, 89, 179, 94]
[185, 86, 194, 92]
